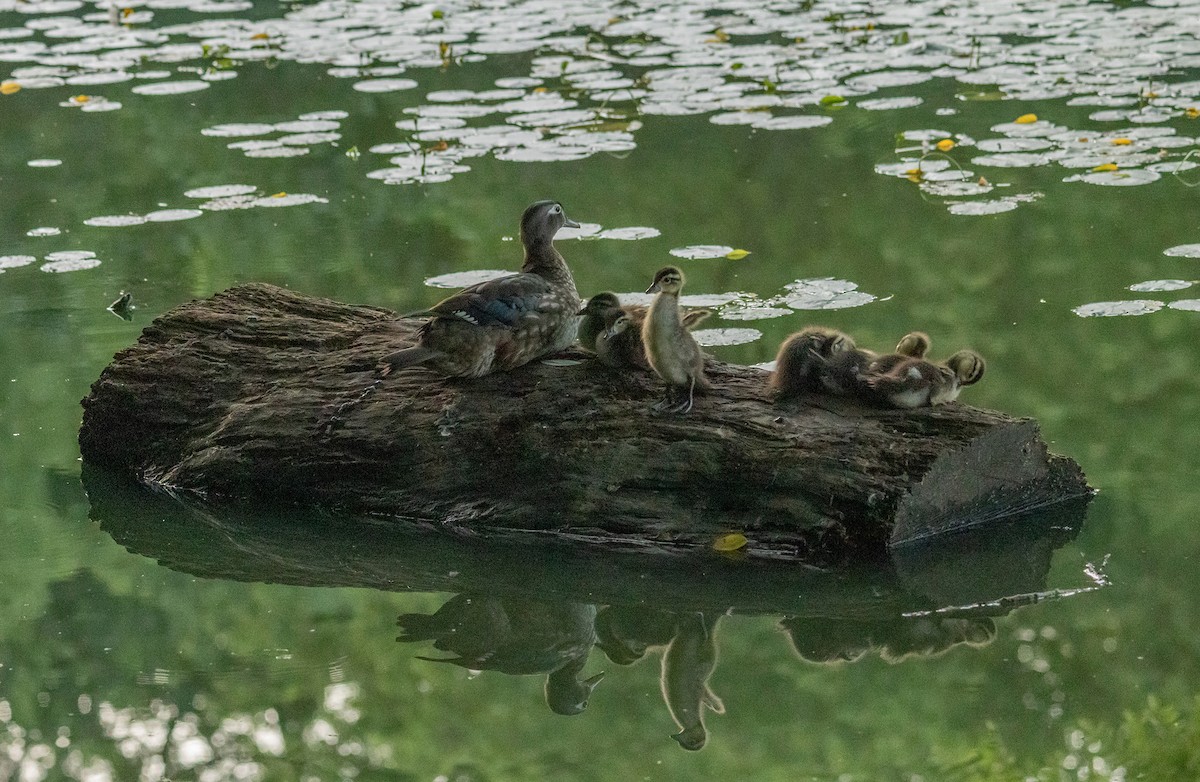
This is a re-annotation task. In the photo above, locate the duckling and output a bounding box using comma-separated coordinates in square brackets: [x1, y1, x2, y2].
[577, 292, 624, 353]
[866, 349, 985, 408]
[661, 612, 724, 751]
[867, 331, 931, 374]
[379, 200, 582, 378]
[768, 326, 857, 398]
[597, 307, 712, 370]
[642, 266, 709, 413]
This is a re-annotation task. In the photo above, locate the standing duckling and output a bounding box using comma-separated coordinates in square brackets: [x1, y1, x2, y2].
[597, 306, 711, 370]
[768, 326, 857, 398]
[867, 349, 985, 408]
[642, 266, 709, 413]
[380, 200, 582, 378]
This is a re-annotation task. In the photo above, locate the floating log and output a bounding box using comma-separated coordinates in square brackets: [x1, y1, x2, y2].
[78, 283, 1091, 564]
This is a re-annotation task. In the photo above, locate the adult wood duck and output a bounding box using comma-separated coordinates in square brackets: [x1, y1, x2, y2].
[866, 349, 985, 408]
[380, 200, 582, 378]
[768, 326, 857, 398]
[642, 267, 710, 412]
[579, 292, 710, 370]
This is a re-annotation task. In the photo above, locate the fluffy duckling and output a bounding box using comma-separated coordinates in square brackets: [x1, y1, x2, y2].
[380, 200, 581, 377]
[598, 307, 711, 370]
[577, 292, 624, 353]
[812, 330, 930, 397]
[866, 349, 985, 408]
[866, 331, 931, 374]
[642, 266, 709, 413]
[768, 326, 857, 398]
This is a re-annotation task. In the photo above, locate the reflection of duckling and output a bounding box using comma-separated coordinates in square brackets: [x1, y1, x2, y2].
[380, 200, 581, 378]
[107, 290, 133, 320]
[878, 617, 996, 663]
[397, 595, 603, 716]
[768, 326, 856, 397]
[779, 615, 996, 666]
[661, 612, 724, 751]
[778, 616, 873, 664]
[867, 349, 985, 408]
[642, 266, 709, 413]
[593, 606, 682, 666]
[598, 308, 711, 370]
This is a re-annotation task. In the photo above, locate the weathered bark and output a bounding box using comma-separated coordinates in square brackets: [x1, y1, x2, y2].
[79, 283, 1091, 564]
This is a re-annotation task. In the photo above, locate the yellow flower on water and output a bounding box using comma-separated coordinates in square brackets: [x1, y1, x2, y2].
[1111, 138, 1132, 146]
[1, 81, 20, 95]
[712, 533, 748, 552]
[270, 191, 287, 198]
[935, 139, 955, 152]
[1014, 113, 1038, 124]
[1091, 163, 1119, 172]
[725, 249, 751, 260]
[905, 168, 923, 182]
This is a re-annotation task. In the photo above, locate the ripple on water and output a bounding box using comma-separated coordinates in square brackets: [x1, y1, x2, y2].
[1073, 300, 1164, 317]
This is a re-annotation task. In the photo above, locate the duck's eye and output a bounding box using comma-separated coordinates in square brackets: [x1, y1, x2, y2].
[551, 204, 562, 214]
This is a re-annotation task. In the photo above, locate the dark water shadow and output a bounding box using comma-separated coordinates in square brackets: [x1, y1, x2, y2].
[84, 465, 1096, 749]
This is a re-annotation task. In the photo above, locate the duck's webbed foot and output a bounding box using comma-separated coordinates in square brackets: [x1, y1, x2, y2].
[651, 387, 676, 411]
[665, 378, 696, 414]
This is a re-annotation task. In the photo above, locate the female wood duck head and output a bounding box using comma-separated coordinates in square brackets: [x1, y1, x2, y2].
[646, 266, 685, 295]
[520, 200, 579, 255]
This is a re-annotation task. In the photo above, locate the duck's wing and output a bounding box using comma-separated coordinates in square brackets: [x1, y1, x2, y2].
[425, 273, 552, 328]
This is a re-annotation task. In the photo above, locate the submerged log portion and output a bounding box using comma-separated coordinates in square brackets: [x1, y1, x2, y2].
[78, 283, 1091, 564]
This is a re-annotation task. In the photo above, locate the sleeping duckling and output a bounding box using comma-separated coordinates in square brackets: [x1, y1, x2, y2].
[818, 331, 931, 397]
[642, 266, 709, 413]
[866, 349, 985, 408]
[598, 307, 712, 370]
[867, 331, 931, 374]
[768, 326, 857, 398]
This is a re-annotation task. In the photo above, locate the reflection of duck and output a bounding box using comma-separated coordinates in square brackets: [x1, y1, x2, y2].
[779, 614, 996, 665]
[643, 267, 709, 413]
[380, 201, 582, 377]
[768, 326, 856, 397]
[397, 595, 604, 715]
[661, 612, 724, 751]
[866, 349, 985, 408]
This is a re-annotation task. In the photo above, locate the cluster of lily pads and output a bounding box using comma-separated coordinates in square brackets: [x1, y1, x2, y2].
[1074, 243, 1200, 318]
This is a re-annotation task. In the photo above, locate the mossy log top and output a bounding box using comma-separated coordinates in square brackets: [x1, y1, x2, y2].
[79, 283, 1091, 564]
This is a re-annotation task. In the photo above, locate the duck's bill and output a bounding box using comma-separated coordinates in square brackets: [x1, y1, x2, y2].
[563, 217, 581, 229]
[645, 282, 662, 293]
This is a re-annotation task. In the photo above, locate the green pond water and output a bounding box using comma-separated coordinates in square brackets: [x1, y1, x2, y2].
[3, 0, 1200, 779]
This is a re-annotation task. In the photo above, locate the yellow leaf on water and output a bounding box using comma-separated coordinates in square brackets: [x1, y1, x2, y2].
[978, 176, 990, 186]
[73, 94, 91, 103]
[706, 28, 731, 43]
[1185, 107, 1199, 119]
[0, 81, 20, 95]
[122, 7, 133, 17]
[270, 191, 287, 198]
[250, 32, 269, 40]
[935, 138, 955, 152]
[905, 168, 923, 182]
[712, 533, 748, 552]
[725, 249, 750, 260]
[532, 86, 547, 93]
[1014, 113, 1038, 124]
[1091, 163, 1119, 172]
[1111, 138, 1132, 145]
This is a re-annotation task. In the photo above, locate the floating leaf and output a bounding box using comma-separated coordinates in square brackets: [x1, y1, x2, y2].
[250, 32, 269, 40]
[1014, 113, 1038, 124]
[1111, 138, 1132, 145]
[1, 81, 19, 96]
[935, 138, 955, 152]
[712, 533, 748, 552]
[1163, 244, 1200, 258]
[431, 9, 444, 19]
[819, 94, 846, 106]
[1073, 300, 1163, 317]
[1091, 162, 1118, 172]
[271, 191, 287, 198]
[725, 248, 751, 260]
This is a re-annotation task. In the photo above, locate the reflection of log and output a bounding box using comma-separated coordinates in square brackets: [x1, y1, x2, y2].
[86, 467, 1092, 620]
[79, 283, 1090, 562]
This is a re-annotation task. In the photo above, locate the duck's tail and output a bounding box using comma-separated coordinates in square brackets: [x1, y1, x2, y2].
[378, 346, 437, 377]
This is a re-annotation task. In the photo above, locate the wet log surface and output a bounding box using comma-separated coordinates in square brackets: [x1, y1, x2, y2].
[79, 283, 1092, 564]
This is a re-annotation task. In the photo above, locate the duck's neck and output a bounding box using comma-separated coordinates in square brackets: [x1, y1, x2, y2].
[648, 290, 681, 329]
[522, 240, 575, 287]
